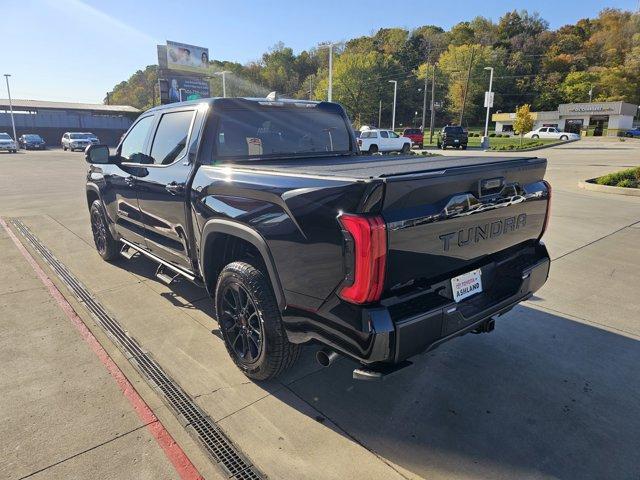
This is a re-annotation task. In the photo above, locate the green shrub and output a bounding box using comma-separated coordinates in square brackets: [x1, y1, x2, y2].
[489, 133, 496, 137]
[594, 167, 640, 187]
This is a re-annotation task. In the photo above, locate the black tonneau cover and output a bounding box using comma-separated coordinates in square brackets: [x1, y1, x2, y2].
[227, 155, 539, 180]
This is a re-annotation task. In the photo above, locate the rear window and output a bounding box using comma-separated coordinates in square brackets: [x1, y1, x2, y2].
[215, 102, 351, 159]
[443, 126, 464, 134]
[361, 131, 377, 138]
[404, 129, 421, 135]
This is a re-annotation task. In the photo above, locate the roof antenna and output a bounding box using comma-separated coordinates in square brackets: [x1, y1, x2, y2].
[266, 91, 278, 101]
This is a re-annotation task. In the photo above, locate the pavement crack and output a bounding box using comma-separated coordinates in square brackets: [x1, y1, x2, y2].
[16, 422, 155, 480]
[551, 219, 640, 263]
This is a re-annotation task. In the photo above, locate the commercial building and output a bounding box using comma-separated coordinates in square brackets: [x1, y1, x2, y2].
[0, 99, 140, 146]
[492, 101, 638, 137]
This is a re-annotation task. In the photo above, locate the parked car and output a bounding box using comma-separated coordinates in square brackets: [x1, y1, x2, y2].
[357, 129, 411, 154]
[624, 128, 640, 138]
[524, 127, 579, 141]
[402, 128, 424, 149]
[84, 97, 551, 381]
[87, 133, 100, 144]
[437, 125, 468, 149]
[62, 132, 93, 151]
[18, 134, 46, 150]
[0, 132, 17, 153]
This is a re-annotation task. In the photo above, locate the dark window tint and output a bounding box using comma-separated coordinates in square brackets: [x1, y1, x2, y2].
[150, 110, 194, 165]
[380, 131, 389, 138]
[215, 103, 350, 158]
[389, 131, 399, 138]
[443, 126, 464, 134]
[404, 128, 421, 135]
[120, 116, 154, 162]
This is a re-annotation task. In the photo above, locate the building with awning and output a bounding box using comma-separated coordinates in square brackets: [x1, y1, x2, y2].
[492, 101, 638, 137]
[0, 99, 140, 146]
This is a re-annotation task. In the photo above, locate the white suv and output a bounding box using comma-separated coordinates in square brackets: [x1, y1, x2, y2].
[61, 132, 92, 151]
[357, 129, 411, 154]
[0, 132, 17, 153]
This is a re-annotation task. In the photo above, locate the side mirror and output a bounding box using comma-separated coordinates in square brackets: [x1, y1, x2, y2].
[85, 144, 111, 164]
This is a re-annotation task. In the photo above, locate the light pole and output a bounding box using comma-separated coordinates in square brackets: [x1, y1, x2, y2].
[388, 80, 397, 131]
[481, 66, 494, 150]
[214, 71, 231, 97]
[4, 74, 18, 148]
[319, 43, 335, 102]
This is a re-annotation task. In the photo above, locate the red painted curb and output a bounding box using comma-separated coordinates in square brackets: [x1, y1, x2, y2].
[1, 218, 204, 480]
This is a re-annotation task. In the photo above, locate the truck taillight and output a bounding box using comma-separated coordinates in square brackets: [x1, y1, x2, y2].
[337, 214, 387, 304]
[539, 180, 552, 239]
[357, 139, 362, 146]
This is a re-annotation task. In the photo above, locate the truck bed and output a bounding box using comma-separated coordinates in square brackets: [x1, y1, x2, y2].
[227, 154, 541, 180]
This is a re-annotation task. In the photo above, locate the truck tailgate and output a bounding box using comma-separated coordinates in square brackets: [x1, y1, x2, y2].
[381, 157, 549, 291]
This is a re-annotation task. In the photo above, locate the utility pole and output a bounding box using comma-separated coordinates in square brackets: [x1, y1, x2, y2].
[378, 100, 382, 128]
[4, 74, 17, 148]
[388, 80, 397, 131]
[214, 71, 231, 97]
[421, 69, 428, 131]
[482, 66, 494, 149]
[105, 92, 111, 105]
[429, 66, 436, 144]
[459, 46, 475, 125]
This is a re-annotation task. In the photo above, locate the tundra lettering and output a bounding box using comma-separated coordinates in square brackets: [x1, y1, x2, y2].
[439, 213, 528, 251]
[85, 97, 551, 381]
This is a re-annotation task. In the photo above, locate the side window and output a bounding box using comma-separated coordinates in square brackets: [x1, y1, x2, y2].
[540, 128, 548, 133]
[149, 110, 194, 165]
[389, 131, 399, 138]
[380, 131, 389, 138]
[120, 115, 154, 162]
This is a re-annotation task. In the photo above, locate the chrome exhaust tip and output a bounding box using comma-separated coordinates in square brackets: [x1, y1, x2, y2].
[316, 349, 340, 367]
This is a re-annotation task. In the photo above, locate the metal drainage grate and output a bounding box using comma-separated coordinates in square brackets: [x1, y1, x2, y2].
[11, 219, 264, 480]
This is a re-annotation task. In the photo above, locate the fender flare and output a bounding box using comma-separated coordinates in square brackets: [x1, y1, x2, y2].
[199, 219, 286, 310]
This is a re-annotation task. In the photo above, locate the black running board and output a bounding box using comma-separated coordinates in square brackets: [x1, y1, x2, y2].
[353, 360, 413, 381]
[119, 239, 199, 284]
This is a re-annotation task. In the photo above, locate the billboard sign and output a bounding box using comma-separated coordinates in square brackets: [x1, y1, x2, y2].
[163, 75, 210, 104]
[166, 41, 210, 73]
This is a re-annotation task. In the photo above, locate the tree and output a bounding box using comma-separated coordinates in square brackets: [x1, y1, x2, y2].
[514, 104, 534, 145]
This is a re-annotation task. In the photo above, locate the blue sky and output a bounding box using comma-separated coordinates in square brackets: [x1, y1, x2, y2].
[3, 0, 637, 103]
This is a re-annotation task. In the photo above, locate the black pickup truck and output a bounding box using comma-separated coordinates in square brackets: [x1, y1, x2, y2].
[85, 97, 551, 381]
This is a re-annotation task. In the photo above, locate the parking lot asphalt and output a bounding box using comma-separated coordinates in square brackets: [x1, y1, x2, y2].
[1, 138, 639, 479]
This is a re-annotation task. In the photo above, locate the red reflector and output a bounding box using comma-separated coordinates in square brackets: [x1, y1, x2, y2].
[338, 214, 387, 304]
[539, 180, 552, 240]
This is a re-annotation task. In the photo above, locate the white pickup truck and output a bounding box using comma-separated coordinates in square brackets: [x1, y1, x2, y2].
[357, 129, 411, 154]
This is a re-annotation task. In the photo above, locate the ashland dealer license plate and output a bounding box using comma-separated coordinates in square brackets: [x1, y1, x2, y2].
[451, 269, 482, 302]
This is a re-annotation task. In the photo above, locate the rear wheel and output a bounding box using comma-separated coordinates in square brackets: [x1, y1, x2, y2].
[461, 145, 467, 150]
[532, 134, 539, 139]
[90, 200, 119, 261]
[215, 261, 300, 380]
[368, 144, 378, 154]
[560, 135, 568, 141]
[63, 145, 67, 151]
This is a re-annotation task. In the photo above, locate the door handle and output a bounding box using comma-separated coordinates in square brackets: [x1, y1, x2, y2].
[165, 182, 184, 195]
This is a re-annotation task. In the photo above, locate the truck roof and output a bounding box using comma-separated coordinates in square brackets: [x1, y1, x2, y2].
[146, 97, 323, 114]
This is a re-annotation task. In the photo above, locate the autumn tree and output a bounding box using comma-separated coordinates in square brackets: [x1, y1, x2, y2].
[514, 104, 534, 145]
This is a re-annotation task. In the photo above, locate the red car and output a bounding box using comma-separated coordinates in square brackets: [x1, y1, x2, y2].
[402, 128, 424, 149]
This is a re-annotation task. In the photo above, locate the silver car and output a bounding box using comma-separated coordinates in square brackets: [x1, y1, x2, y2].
[61, 132, 92, 152]
[0, 132, 17, 153]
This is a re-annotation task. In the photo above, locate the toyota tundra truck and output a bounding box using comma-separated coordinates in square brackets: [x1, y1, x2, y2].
[84, 97, 551, 381]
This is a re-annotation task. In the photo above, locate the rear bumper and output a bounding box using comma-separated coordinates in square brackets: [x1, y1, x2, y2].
[283, 242, 550, 365]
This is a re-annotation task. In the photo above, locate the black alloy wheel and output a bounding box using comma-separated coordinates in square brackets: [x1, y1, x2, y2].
[89, 200, 119, 260]
[219, 281, 264, 365]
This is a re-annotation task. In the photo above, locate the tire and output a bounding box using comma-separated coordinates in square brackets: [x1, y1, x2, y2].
[560, 135, 568, 141]
[90, 200, 119, 261]
[532, 134, 539, 139]
[401, 143, 410, 154]
[215, 261, 300, 381]
[461, 145, 467, 150]
[63, 145, 67, 151]
[419, 143, 424, 149]
[368, 144, 378, 154]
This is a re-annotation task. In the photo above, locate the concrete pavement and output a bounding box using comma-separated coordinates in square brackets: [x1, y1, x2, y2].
[1, 139, 639, 479]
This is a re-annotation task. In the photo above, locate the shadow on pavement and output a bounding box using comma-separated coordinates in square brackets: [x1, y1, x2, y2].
[110, 254, 640, 480]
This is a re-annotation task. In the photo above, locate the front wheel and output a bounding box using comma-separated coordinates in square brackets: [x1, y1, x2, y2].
[215, 262, 300, 380]
[461, 144, 467, 150]
[90, 200, 119, 261]
[531, 134, 539, 139]
[560, 135, 568, 141]
[368, 144, 378, 154]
